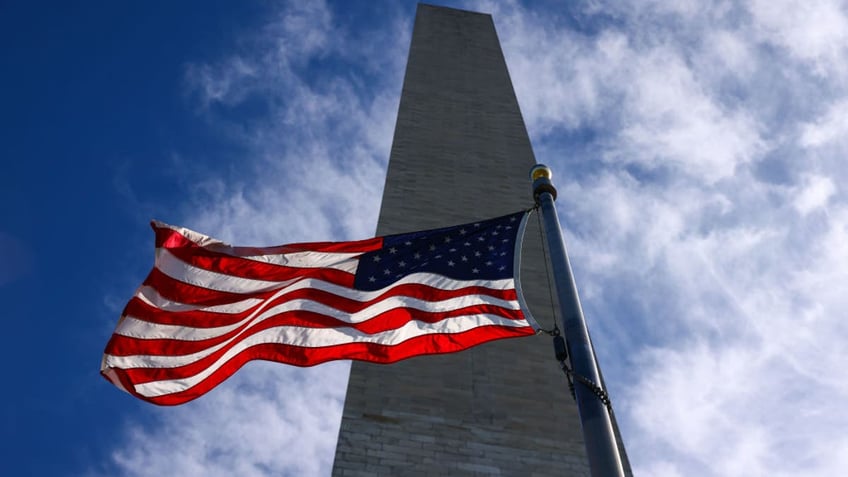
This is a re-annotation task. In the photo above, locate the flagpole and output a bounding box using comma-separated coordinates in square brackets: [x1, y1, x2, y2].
[531, 164, 626, 477]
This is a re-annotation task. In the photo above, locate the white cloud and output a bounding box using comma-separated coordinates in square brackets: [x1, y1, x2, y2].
[793, 174, 836, 215]
[186, 57, 258, 107]
[613, 47, 764, 183]
[173, 4, 410, 247]
[707, 29, 757, 74]
[475, 0, 848, 475]
[800, 99, 848, 148]
[108, 362, 349, 477]
[748, 0, 848, 78]
[481, 0, 766, 184]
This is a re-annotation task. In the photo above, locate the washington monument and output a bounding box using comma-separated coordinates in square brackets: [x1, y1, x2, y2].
[333, 5, 630, 476]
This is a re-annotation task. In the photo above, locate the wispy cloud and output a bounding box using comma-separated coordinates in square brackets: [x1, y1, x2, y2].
[108, 362, 350, 477]
[749, 0, 848, 78]
[477, 0, 848, 474]
[177, 2, 409, 246]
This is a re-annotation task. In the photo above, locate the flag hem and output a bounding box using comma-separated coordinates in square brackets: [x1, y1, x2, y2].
[513, 209, 541, 332]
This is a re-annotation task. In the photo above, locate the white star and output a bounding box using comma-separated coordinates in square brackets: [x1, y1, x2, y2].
[399, 261, 406, 267]
[389, 247, 397, 254]
[486, 261, 493, 266]
[461, 256, 468, 262]
[488, 245, 495, 251]
[472, 268, 480, 273]
[414, 252, 421, 259]
[447, 260, 455, 267]
[429, 244, 436, 251]
[464, 241, 471, 246]
[459, 228, 467, 235]
[444, 236, 451, 243]
[499, 265, 506, 271]
[369, 276, 376, 282]
[474, 251, 482, 257]
[383, 269, 391, 275]
[404, 241, 412, 246]
[373, 255, 381, 262]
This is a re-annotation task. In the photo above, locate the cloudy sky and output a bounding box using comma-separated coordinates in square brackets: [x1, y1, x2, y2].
[2, 0, 847, 475]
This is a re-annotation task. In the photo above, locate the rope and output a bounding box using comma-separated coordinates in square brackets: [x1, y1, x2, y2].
[567, 368, 612, 411]
[552, 333, 611, 411]
[535, 207, 560, 332]
[534, 205, 612, 412]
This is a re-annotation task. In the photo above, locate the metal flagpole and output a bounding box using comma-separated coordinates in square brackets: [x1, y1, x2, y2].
[530, 164, 626, 477]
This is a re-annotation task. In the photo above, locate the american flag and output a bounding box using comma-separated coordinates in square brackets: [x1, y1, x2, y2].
[101, 210, 537, 405]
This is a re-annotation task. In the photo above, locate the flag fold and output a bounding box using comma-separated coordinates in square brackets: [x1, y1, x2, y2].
[101, 210, 536, 405]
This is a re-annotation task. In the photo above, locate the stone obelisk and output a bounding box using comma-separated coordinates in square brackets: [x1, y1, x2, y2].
[333, 5, 629, 475]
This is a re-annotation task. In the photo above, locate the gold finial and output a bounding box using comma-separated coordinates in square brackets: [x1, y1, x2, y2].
[530, 164, 552, 181]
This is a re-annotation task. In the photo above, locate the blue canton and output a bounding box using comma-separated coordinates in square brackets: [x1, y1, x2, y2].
[354, 211, 525, 291]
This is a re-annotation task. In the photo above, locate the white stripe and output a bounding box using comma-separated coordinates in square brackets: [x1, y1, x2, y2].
[156, 248, 321, 294]
[240, 251, 360, 271]
[144, 270, 516, 313]
[107, 307, 526, 370]
[104, 313, 530, 398]
[136, 286, 263, 314]
[129, 274, 516, 341]
[117, 293, 521, 341]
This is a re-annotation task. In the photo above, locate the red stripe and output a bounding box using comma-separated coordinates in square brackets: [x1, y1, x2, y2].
[123, 295, 266, 328]
[110, 306, 526, 382]
[127, 282, 518, 328]
[143, 268, 250, 306]
[154, 223, 383, 255]
[102, 324, 536, 406]
[103, 218, 534, 406]
[105, 303, 526, 357]
[141, 267, 356, 307]
[160, 238, 358, 283]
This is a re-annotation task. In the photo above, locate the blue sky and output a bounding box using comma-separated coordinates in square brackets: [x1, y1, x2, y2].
[3, 1, 848, 475]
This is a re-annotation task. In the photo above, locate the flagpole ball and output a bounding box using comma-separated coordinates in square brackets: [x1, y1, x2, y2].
[530, 164, 557, 202]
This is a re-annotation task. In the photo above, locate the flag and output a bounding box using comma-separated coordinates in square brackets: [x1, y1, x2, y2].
[101, 210, 538, 405]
